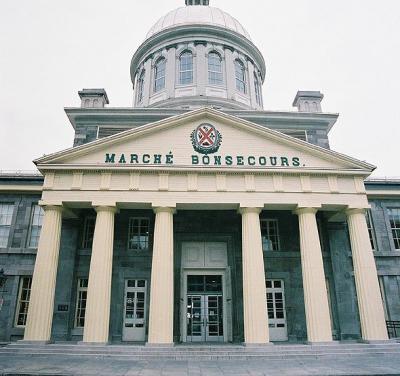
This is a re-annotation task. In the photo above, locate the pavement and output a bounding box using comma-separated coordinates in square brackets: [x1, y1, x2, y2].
[1, 353, 400, 376]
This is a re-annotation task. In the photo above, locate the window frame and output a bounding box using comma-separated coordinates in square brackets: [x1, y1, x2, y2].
[27, 204, 44, 249]
[208, 51, 223, 86]
[0, 203, 14, 248]
[74, 278, 88, 328]
[234, 59, 246, 94]
[81, 216, 96, 249]
[179, 51, 194, 85]
[254, 72, 262, 106]
[366, 209, 377, 251]
[127, 217, 150, 251]
[387, 207, 400, 251]
[154, 58, 166, 93]
[14, 276, 32, 327]
[260, 218, 281, 251]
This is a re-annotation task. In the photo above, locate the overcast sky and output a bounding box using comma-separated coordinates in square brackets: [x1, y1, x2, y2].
[1, 0, 399, 176]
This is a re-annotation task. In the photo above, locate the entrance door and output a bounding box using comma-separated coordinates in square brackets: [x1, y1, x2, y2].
[122, 279, 146, 341]
[186, 275, 224, 342]
[266, 279, 288, 341]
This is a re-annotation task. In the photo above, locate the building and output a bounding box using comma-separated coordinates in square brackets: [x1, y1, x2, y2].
[0, 0, 399, 345]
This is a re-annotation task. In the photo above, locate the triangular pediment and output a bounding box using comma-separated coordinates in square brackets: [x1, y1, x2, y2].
[35, 108, 375, 175]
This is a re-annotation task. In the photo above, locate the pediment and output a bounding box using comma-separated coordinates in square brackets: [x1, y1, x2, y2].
[35, 108, 375, 175]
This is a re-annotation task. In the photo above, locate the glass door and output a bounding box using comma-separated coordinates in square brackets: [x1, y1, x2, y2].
[266, 279, 288, 341]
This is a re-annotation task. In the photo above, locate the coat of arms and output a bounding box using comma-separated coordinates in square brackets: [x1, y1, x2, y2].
[190, 123, 222, 155]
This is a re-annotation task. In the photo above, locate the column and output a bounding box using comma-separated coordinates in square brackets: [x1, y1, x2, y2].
[83, 206, 116, 344]
[294, 208, 332, 343]
[24, 205, 63, 342]
[346, 208, 388, 341]
[147, 207, 175, 345]
[239, 207, 269, 344]
[224, 46, 236, 100]
[195, 42, 207, 96]
[166, 46, 176, 99]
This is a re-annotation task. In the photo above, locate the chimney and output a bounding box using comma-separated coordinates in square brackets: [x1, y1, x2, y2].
[293, 91, 324, 113]
[78, 89, 109, 108]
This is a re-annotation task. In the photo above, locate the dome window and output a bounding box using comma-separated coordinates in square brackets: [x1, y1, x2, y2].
[154, 58, 166, 93]
[137, 70, 145, 103]
[235, 60, 246, 94]
[185, 0, 209, 5]
[179, 52, 193, 85]
[208, 52, 223, 85]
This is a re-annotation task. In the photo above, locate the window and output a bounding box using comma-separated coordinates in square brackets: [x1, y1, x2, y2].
[81, 216, 95, 249]
[128, 218, 150, 251]
[154, 58, 166, 92]
[254, 72, 262, 106]
[234, 59, 246, 93]
[179, 52, 193, 85]
[137, 70, 145, 103]
[208, 52, 223, 85]
[75, 278, 88, 328]
[15, 276, 32, 327]
[366, 210, 377, 250]
[28, 204, 44, 248]
[388, 208, 400, 250]
[0, 203, 14, 248]
[261, 219, 280, 251]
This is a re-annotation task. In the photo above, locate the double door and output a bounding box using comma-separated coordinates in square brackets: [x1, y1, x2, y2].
[186, 294, 224, 342]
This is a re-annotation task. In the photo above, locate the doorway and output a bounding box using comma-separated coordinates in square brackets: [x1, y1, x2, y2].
[266, 279, 288, 341]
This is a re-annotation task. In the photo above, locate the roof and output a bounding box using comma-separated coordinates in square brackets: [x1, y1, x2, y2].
[146, 6, 252, 41]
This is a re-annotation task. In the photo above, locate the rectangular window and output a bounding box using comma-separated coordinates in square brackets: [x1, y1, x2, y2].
[28, 204, 44, 248]
[15, 276, 32, 327]
[388, 208, 400, 250]
[0, 203, 14, 248]
[366, 210, 377, 250]
[128, 218, 150, 251]
[81, 216, 95, 249]
[261, 219, 280, 251]
[75, 278, 88, 328]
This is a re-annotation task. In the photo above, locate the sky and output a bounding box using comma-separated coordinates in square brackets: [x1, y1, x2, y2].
[0, 0, 399, 176]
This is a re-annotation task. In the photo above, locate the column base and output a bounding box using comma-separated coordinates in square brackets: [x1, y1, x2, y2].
[305, 340, 338, 346]
[77, 341, 110, 346]
[242, 342, 274, 347]
[17, 340, 53, 345]
[145, 342, 175, 347]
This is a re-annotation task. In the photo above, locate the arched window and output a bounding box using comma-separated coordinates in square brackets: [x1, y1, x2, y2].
[137, 70, 145, 103]
[179, 52, 193, 85]
[208, 52, 223, 85]
[154, 58, 166, 92]
[235, 60, 246, 93]
[254, 72, 262, 106]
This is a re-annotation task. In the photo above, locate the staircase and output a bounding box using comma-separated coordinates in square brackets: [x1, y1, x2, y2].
[2, 342, 400, 361]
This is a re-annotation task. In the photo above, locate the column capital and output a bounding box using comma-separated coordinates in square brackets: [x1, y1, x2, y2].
[293, 207, 318, 216]
[153, 206, 176, 215]
[345, 208, 368, 216]
[40, 205, 63, 213]
[94, 206, 118, 214]
[238, 207, 262, 215]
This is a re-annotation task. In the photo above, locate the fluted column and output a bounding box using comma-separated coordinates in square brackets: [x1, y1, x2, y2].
[346, 208, 388, 341]
[147, 207, 175, 345]
[83, 206, 116, 344]
[239, 207, 269, 344]
[24, 205, 63, 342]
[295, 208, 332, 343]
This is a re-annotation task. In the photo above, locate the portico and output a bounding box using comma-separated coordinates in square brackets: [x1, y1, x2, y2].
[23, 108, 388, 345]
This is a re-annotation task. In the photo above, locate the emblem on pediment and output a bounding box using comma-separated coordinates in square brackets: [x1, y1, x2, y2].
[190, 123, 222, 155]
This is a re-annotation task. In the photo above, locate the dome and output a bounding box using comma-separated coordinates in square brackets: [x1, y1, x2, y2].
[146, 6, 252, 41]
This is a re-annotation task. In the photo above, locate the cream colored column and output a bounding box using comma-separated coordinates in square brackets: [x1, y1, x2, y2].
[239, 207, 269, 344]
[147, 207, 175, 345]
[24, 205, 63, 342]
[346, 208, 388, 341]
[294, 208, 332, 343]
[83, 206, 116, 344]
